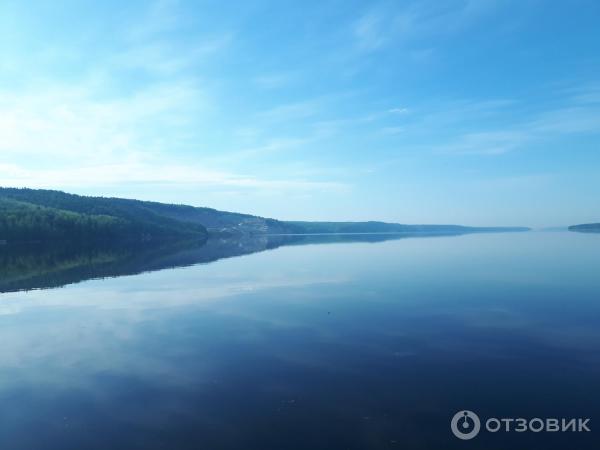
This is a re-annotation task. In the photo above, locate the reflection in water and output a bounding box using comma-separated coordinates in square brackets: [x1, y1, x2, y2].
[1, 232, 600, 450]
[0, 232, 465, 293]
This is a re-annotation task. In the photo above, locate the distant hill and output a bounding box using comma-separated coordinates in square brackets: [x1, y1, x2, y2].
[0, 187, 530, 243]
[568, 223, 600, 233]
[285, 221, 530, 234]
[0, 188, 208, 242]
[130, 200, 293, 234]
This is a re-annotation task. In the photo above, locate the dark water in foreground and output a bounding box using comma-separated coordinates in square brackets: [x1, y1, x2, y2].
[0, 232, 599, 449]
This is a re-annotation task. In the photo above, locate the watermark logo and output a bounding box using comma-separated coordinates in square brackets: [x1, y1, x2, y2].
[451, 410, 481, 440]
[451, 410, 591, 440]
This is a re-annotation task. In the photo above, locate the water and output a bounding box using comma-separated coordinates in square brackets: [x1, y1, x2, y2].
[0, 232, 599, 449]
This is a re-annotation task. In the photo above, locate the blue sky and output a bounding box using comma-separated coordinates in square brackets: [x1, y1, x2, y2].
[1, 0, 599, 227]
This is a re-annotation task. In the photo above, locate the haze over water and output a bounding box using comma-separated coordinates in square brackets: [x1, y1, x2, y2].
[1, 231, 599, 449]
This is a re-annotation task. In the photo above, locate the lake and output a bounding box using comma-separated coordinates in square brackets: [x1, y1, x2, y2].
[0, 231, 599, 449]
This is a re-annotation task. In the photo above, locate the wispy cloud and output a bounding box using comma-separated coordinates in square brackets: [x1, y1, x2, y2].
[0, 160, 348, 193]
[253, 72, 297, 89]
[568, 84, 600, 105]
[256, 99, 322, 122]
[0, 75, 347, 194]
[530, 106, 600, 134]
[352, 0, 507, 53]
[388, 107, 409, 114]
[428, 93, 600, 155]
[0, 78, 206, 160]
[126, 0, 183, 41]
[113, 33, 233, 75]
[380, 126, 405, 135]
[436, 130, 529, 155]
[224, 136, 315, 161]
[353, 12, 389, 52]
[0, 0, 352, 201]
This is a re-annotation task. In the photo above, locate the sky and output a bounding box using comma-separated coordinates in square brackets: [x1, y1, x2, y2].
[1, 0, 599, 227]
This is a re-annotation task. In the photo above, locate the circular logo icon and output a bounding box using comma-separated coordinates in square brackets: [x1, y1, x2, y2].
[451, 410, 481, 440]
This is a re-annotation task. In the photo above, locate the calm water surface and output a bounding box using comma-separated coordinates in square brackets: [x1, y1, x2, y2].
[1, 232, 599, 449]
